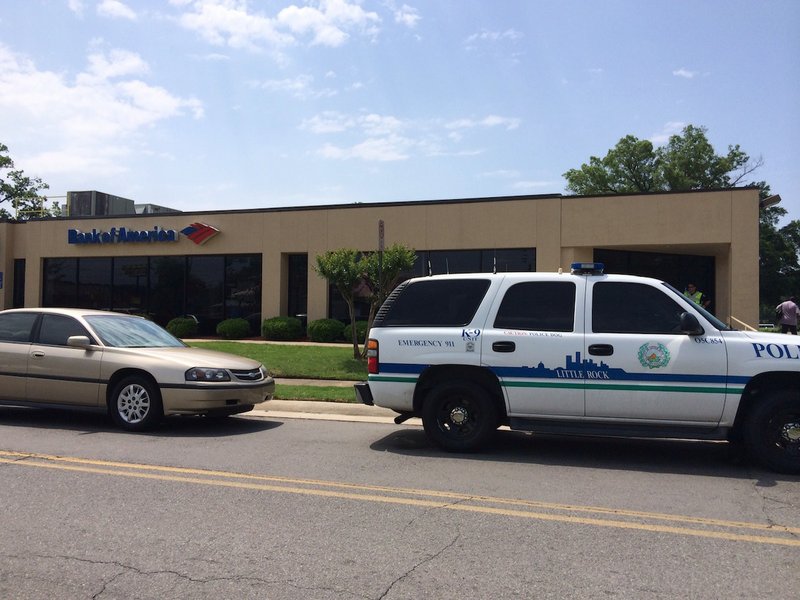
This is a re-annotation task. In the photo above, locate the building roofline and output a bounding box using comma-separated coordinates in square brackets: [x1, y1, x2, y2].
[16, 186, 759, 222]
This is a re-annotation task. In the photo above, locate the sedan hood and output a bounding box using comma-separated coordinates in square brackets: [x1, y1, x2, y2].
[106, 346, 264, 370]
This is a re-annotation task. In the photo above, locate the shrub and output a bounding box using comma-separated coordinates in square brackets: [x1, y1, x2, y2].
[343, 320, 369, 344]
[166, 317, 198, 339]
[261, 316, 304, 341]
[216, 318, 250, 340]
[307, 318, 345, 343]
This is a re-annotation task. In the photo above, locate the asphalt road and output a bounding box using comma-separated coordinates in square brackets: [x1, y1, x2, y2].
[1, 405, 798, 599]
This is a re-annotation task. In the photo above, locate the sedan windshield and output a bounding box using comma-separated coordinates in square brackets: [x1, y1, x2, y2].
[85, 315, 186, 348]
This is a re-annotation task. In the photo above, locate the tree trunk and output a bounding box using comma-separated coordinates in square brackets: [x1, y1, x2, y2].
[346, 299, 360, 359]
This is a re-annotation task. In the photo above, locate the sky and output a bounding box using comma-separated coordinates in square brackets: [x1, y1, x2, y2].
[0, 0, 798, 221]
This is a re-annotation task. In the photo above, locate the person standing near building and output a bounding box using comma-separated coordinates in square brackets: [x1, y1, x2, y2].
[775, 296, 800, 334]
[684, 282, 711, 310]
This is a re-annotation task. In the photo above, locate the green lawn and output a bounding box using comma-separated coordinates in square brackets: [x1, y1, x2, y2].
[275, 384, 357, 403]
[189, 341, 367, 380]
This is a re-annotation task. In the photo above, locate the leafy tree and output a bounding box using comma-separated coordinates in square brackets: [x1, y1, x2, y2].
[563, 125, 761, 195]
[361, 243, 416, 353]
[563, 126, 800, 320]
[315, 244, 416, 358]
[0, 142, 59, 220]
[757, 183, 800, 318]
[314, 248, 366, 358]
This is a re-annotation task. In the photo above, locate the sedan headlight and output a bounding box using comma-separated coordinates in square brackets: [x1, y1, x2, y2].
[185, 368, 231, 382]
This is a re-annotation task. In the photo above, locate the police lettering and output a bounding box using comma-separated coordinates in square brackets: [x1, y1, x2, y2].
[752, 343, 800, 359]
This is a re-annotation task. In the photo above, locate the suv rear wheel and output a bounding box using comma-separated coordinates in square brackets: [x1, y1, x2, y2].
[422, 381, 498, 452]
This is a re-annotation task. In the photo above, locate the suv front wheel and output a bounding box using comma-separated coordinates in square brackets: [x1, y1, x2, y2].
[743, 389, 800, 474]
[422, 381, 498, 452]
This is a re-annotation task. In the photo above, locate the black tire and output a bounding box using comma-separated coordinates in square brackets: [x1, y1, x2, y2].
[422, 382, 498, 452]
[109, 376, 163, 432]
[743, 390, 800, 474]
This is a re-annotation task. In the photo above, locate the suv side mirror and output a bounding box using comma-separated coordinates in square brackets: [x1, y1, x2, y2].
[679, 312, 705, 336]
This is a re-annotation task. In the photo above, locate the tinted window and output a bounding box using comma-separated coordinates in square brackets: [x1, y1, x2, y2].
[592, 282, 685, 334]
[42, 258, 78, 307]
[494, 282, 576, 331]
[0, 313, 38, 342]
[380, 279, 490, 327]
[37, 314, 90, 346]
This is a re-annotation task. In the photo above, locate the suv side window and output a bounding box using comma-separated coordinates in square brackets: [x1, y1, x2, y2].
[37, 314, 91, 346]
[593, 282, 684, 334]
[0, 313, 38, 342]
[379, 279, 491, 327]
[494, 281, 576, 331]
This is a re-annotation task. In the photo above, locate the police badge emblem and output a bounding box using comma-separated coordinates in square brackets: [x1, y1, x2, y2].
[637, 342, 671, 369]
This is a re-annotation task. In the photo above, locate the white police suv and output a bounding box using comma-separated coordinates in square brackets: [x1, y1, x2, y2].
[355, 263, 800, 474]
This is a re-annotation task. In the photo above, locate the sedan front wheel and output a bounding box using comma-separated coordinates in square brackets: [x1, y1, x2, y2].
[109, 376, 163, 431]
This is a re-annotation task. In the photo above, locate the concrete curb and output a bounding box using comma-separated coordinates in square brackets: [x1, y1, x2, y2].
[248, 399, 421, 426]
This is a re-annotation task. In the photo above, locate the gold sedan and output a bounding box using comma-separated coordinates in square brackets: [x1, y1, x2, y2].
[0, 308, 274, 430]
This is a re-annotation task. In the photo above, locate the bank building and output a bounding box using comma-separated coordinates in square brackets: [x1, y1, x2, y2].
[0, 187, 767, 335]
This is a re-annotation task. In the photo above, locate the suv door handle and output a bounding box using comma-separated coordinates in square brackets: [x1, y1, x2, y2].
[492, 341, 516, 353]
[588, 344, 614, 356]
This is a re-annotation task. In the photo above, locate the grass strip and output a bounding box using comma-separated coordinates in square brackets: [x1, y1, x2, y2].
[189, 341, 367, 380]
[275, 384, 358, 403]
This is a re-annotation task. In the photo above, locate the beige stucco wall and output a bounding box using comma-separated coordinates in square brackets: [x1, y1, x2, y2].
[0, 188, 762, 327]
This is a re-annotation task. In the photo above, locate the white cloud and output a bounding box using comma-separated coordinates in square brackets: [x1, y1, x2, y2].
[649, 121, 686, 145]
[445, 115, 521, 131]
[67, 0, 86, 16]
[174, 0, 381, 51]
[465, 29, 523, 45]
[82, 49, 149, 80]
[301, 111, 403, 135]
[97, 0, 137, 20]
[304, 110, 518, 162]
[392, 4, 420, 28]
[176, 0, 292, 50]
[250, 74, 337, 99]
[319, 135, 412, 161]
[361, 113, 403, 135]
[277, 0, 381, 46]
[0, 44, 202, 177]
[672, 68, 698, 79]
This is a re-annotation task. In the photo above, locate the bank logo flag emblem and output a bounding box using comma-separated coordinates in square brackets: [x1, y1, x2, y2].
[181, 223, 220, 245]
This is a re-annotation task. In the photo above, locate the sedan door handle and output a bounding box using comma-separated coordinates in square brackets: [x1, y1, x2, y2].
[31, 351, 46, 358]
[492, 341, 516, 353]
[588, 344, 614, 356]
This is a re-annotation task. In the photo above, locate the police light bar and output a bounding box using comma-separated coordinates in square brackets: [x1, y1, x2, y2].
[570, 262, 604, 275]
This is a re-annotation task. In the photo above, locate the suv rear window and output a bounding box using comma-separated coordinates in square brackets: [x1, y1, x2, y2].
[376, 279, 490, 327]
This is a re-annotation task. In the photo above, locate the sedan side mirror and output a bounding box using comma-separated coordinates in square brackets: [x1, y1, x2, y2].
[679, 312, 705, 336]
[67, 335, 92, 348]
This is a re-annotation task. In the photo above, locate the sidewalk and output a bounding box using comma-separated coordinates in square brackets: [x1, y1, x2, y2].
[251, 378, 420, 425]
[251, 398, 411, 424]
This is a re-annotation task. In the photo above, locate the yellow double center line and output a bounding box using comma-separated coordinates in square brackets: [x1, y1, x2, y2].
[2, 449, 798, 547]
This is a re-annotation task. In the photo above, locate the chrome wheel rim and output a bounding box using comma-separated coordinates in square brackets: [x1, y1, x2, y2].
[117, 384, 151, 424]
